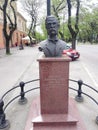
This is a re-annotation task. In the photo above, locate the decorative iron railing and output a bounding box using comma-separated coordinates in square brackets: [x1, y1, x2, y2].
[0, 78, 98, 129]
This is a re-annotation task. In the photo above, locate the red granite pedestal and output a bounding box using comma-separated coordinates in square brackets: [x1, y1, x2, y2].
[38, 56, 70, 114]
[24, 56, 86, 130]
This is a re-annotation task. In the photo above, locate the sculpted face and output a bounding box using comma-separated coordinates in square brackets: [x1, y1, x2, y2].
[39, 15, 67, 57]
[45, 16, 59, 36]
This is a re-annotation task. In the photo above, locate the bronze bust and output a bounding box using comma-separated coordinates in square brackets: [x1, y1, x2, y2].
[39, 15, 67, 57]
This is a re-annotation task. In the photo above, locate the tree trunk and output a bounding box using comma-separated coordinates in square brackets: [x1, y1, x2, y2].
[6, 39, 10, 54]
[72, 37, 76, 49]
[59, 31, 64, 40]
[1, 0, 17, 54]
[67, 0, 80, 49]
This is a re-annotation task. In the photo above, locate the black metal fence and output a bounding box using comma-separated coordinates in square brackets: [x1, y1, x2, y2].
[0, 78, 98, 129]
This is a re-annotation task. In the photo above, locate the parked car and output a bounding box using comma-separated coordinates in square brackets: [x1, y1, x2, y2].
[62, 45, 80, 61]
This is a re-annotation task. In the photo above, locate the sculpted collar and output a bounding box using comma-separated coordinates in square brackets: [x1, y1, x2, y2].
[48, 36, 59, 42]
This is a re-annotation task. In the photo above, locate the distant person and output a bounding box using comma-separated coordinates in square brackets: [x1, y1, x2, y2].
[19, 40, 24, 50]
[15, 42, 18, 46]
[39, 15, 67, 57]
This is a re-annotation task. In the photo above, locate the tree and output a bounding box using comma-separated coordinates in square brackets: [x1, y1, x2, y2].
[52, 0, 67, 40]
[0, 0, 17, 54]
[40, 17, 47, 39]
[78, 6, 98, 43]
[66, 0, 80, 49]
[51, 0, 80, 46]
[23, 0, 41, 44]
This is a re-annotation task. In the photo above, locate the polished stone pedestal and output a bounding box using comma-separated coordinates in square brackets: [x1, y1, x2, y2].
[38, 57, 70, 114]
[24, 56, 86, 130]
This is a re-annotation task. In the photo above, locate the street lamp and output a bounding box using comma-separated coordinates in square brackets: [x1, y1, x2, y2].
[47, 0, 51, 16]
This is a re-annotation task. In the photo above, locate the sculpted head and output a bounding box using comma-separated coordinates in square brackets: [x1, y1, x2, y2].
[38, 15, 67, 57]
[45, 15, 59, 37]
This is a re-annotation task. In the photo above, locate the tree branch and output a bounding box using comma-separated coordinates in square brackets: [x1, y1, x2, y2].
[3, 0, 8, 39]
[10, 0, 17, 28]
[56, 0, 65, 11]
[75, 0, 80, 33]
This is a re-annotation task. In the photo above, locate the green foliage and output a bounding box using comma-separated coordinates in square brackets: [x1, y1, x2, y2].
[51, 0, 66, 22]
[36, 0, 98, 44]
[79, 7, 98, 43]
[35, 31, 46, 42]
[59, 22, 71, 42]
[40, 18, 47, 39]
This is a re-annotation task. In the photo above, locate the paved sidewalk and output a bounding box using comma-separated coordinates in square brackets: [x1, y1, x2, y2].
[0, 46, 98, 130]
[0, 47, 18, 58]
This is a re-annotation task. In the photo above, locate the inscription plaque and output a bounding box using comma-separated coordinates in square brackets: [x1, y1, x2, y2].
[38, 57, 70, 114]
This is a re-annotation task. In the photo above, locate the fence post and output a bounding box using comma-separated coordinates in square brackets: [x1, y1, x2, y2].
[75, 80, 84, 102]
[96, 116, 98, 124]
[18, 81, 27, 105]
[0, 99, 10, 129]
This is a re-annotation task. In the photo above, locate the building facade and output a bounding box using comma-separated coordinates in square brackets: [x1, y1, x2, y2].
[12, 12, 27, 47]
[0, 1, 27, 49]
[0, 8, 4, 48]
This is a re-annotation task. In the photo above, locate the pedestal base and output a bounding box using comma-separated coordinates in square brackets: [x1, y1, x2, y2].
[24, 97, 87, 130]
[33, 114, 77, 127]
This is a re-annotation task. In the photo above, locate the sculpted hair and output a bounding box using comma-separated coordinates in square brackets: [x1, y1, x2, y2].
[45, 15, 60, 28]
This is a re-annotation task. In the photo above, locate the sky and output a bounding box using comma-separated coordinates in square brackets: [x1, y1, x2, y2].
[17, 0, 46, 27]
[17, 0, 98, 29]
[17, 0, 98, 17]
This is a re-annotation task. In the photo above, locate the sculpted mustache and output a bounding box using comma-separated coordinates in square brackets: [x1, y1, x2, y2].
[49, 29, 56, 31]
